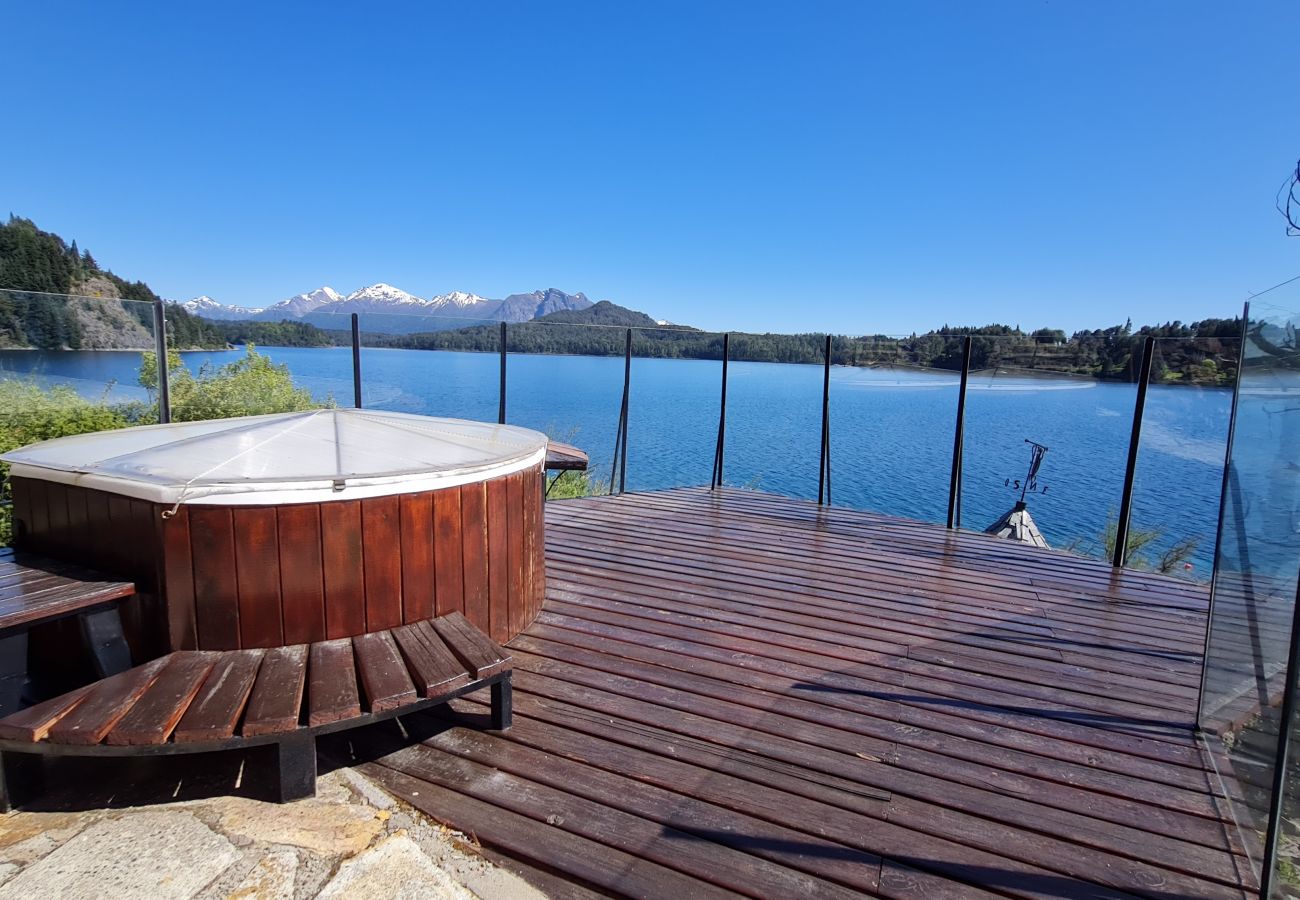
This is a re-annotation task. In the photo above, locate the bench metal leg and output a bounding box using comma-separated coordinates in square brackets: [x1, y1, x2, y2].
[276, 732, 317, 802]
[491, 676, 512, 731]
[0, 750, 44, 813]
[0, 630, 29, 718]
[79, 607, 132, 679]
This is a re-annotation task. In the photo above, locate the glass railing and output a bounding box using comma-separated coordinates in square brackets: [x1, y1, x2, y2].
[1126, 335, 1239, 579]
[957, 333, 1140, 562]
[1198, 290, 1300, 895]
[0, 291, 1248, 576]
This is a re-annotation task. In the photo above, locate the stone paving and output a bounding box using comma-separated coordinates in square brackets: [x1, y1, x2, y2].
[0, 766, 543, 900]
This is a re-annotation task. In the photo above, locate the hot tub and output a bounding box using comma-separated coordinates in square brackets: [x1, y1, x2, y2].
[3, 409, 548, 657]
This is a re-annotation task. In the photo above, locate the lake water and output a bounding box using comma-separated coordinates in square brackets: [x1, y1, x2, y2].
[0, 346, 1234, 576]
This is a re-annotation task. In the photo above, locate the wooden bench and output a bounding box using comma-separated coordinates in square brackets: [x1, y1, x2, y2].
[545, 441, 590, 496]
[0, 610, 511, 810]
[0, 548, 136, 717]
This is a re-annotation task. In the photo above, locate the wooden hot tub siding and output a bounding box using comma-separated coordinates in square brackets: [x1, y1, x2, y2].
[9, 463, 545, 656]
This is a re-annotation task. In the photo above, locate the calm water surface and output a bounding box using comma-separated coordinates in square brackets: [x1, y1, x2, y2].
[1, 346, 1233, 575]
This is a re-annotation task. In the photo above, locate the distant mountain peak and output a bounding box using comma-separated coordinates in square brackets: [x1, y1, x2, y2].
[429, 290, 491, 308]
[176, 295, 266, 319]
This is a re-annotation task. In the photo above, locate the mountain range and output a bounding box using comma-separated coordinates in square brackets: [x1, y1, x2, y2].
[176, 285, 595, 334]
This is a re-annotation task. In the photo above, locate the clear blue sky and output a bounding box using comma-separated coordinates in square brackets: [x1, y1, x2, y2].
[4, 2, 1296, 335]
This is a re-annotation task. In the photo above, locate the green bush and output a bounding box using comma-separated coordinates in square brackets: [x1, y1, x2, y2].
[1, 346, 327, 546]
[139, 345, 322, 421]
[0, 381, 130, 545]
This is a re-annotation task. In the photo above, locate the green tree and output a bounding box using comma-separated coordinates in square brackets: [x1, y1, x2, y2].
[139, 345, 324, 421]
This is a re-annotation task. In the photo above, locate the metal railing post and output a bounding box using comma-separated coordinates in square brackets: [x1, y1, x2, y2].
[711, 333, 730, 489]
[1257, 562, 1300, 897]
[947, 335, 973, 529]
[498, 321, 508, 424]
[152, 299, 171, 424]
[1197, 302, 1250, 721]
[619, 328, 631, 494]
[1112, 335, 1155, 568]
[818, 334, 832, 505]
[351, 313, 362, 409]
[610, 329, 632, 494]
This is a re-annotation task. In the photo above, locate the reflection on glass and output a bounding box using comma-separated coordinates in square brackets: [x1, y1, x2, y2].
[1199, 300, 1300, 894]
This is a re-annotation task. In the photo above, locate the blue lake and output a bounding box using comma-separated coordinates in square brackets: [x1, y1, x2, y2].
[0, 346, 1233, 577]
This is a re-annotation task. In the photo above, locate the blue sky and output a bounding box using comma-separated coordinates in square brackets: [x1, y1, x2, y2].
[4, 2, 1296, 334]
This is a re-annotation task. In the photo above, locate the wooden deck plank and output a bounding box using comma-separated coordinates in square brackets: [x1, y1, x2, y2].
[307, 637, 362, 726]
[368, 488, 1253, 900]
[391, 621, 472, 696]
[241, 644, 308, 736]
[431, 611, 511, 678]
[173, 649, 264, 742]
[353, 629, 418, 713]
[47, 657, 171, 745]
[104, 652, 218, 745]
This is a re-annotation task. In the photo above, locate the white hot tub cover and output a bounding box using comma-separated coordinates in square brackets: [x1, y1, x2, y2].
[1, 409, 550, 506]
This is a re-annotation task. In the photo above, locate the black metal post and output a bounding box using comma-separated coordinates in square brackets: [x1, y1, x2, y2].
[498, 321, 508, 424]
[946, 336, 973, 529]
[351, 313, 362, 409]
[1197, 302, 1250, 720]
[152, 299, 171, 424]
[1112, 335, 1155, 568]
[618, 328, 632, 494]
[818, 334, 832, 506]
[712, 333, 730, 489]
[1257, 562, 1300, 898]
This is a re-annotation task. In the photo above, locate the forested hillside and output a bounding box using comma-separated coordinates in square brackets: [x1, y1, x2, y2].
[374, 302, 1242, 385]
[0, 216, 225, 349]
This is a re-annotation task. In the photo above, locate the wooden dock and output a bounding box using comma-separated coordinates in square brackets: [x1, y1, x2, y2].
[359, 486, 1255, 898]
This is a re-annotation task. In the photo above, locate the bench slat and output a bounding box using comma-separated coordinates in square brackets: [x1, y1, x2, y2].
[433, 611, 512, 678]
[105, 652, 218, 746]
[0, 551, 135, 633]
[47, 656, 170, 745]
[242, 645, 308, 736]
[174, 649, 265, 743]
[392, 621, 472, 696]
[308, 638, 361, 726]
[0, 683, 94, 741]
[353, 630, 418, 713]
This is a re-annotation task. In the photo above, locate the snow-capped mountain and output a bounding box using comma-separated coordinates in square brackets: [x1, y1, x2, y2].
[429, 290, 492, 309]
[178, 296, 265, 320]
[338, 283, 424, 311]
[256, 286, 343, 320]
[177, 284, 597, 334]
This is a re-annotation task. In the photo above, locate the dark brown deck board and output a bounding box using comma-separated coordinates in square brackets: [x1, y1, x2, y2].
[173, 648, 264, 742]
[308, 637, 361, 726]
[353, 629, 418, 713]
[391, 621, 472, 696]
[368, 487, 1254, 899]
[241, 644, 308, 736]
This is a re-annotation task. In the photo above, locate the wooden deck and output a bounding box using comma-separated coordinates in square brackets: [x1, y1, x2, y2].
[358, 487, 1255, 899]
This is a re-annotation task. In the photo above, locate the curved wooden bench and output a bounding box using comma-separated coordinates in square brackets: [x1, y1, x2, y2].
[0, 611, 511, 810]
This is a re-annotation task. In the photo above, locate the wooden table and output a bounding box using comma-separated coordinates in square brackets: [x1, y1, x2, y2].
[0, 548, 136, 716]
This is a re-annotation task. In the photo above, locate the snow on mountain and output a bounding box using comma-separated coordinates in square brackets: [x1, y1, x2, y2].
[179, 283, 608, 333]
[428, 290, 492, 309]
[176, 296, 265, 320]
[341, 283, 425, 309]
[256, 286, 343, 320]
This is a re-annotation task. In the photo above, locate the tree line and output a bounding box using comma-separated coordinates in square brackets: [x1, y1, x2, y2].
[0, 216, 225, 350]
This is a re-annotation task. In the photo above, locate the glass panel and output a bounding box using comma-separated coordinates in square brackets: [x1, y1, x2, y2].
[620, 327, 724, 493]
[0, 290, 160, 547]
[958, 332, 1139, 557]
[717, 332, 826, 499]
[829, 334, 961, 525]
[1126, 335, 1238, 580]
[1199, 293, 1300, 892]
